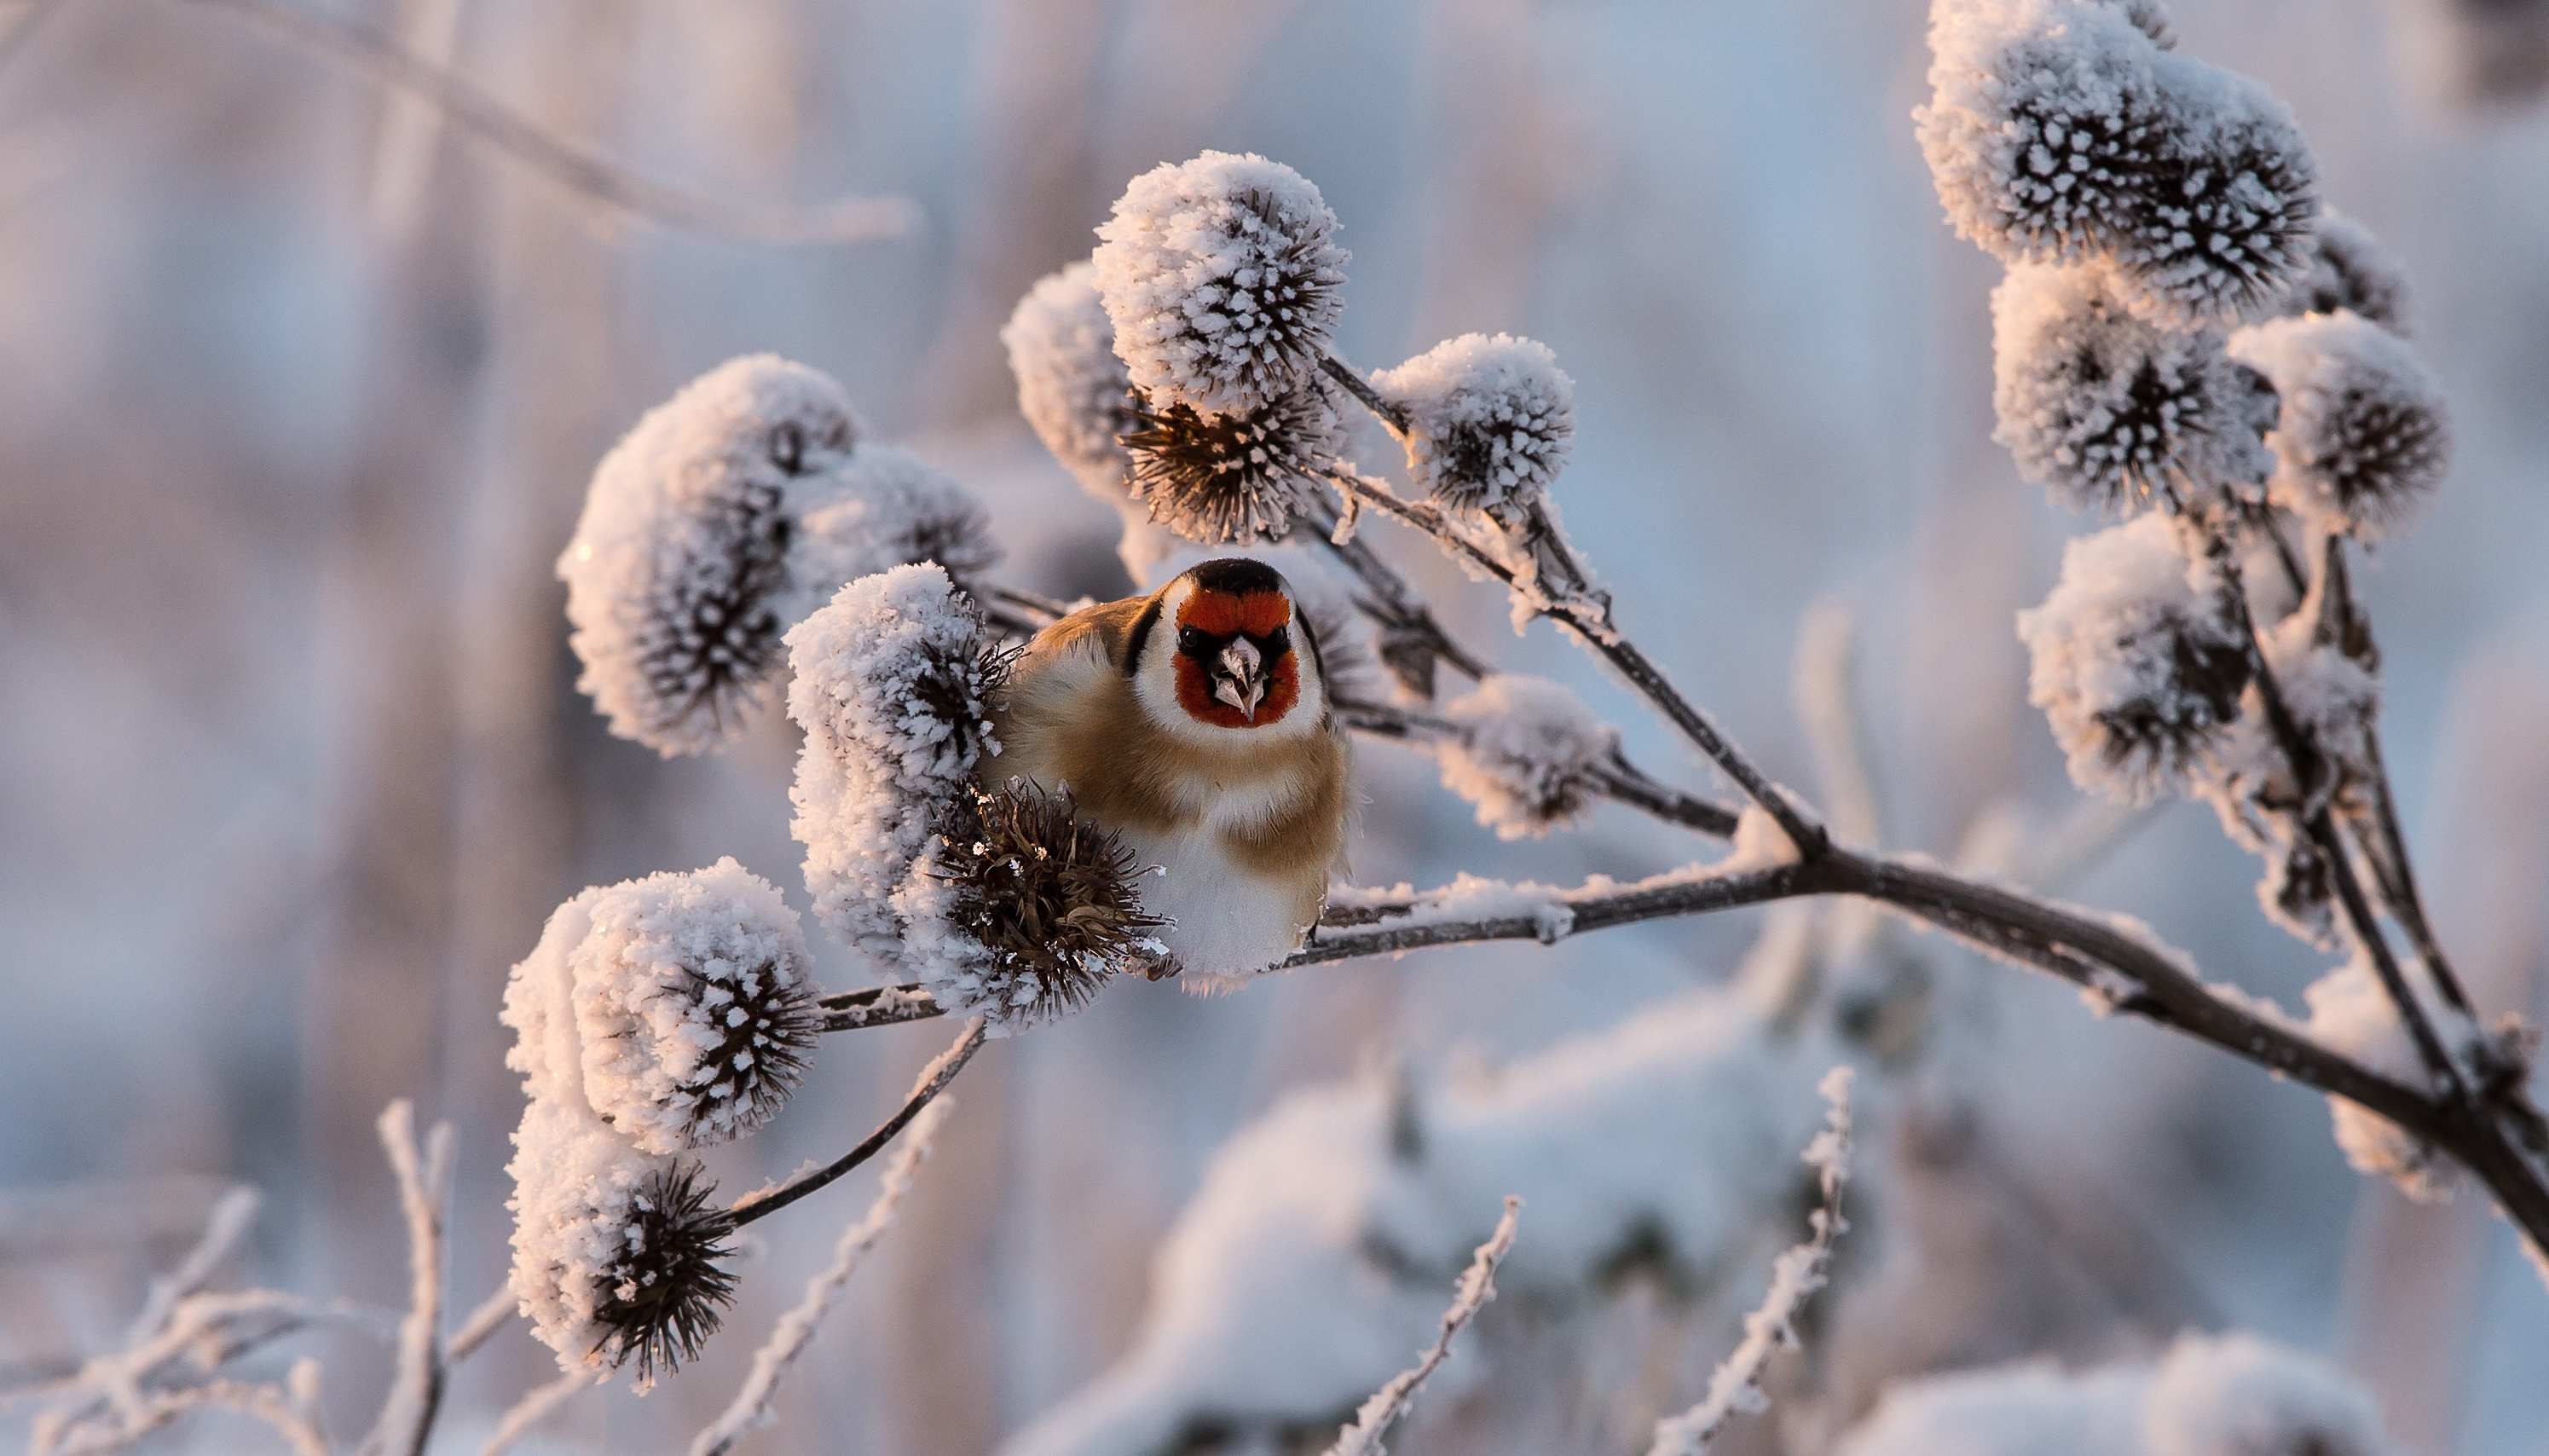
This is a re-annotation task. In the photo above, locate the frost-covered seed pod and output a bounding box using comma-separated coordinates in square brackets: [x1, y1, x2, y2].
[1003, 261, 1138, 497]
[795, 444, 1003, 605]
[2142, 1331, 2393, 1456]
[1992, 263, 2274, 513]
[1434, 674, 1619, 840]
[586, 1160, 738, 1383]
[565, 859, 818, 1153]
[1120, 379, 1340, 544]
[2274, 209, 2412, 333]
[2018, 515, 2250, 802]
[896, 783, 1167, 1028]
[2303, 952, 2465, 1203]
[1920, 0, 2317, 323]
[1373, 333, 1576, 515]
[1092, 151, 1349, 418]
[787, 564, 1007, 961]
[2228, 311, 2449, 542]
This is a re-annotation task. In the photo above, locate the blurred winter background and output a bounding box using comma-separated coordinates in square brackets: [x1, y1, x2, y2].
[3, 0, 2547, 1453]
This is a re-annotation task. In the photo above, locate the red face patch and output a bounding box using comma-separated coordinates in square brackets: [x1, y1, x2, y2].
[1171, 588, 1300, 729]
[1177, 588, 1292, 640]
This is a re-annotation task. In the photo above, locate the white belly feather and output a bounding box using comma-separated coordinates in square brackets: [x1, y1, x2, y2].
[1123, 818, 1312, 991]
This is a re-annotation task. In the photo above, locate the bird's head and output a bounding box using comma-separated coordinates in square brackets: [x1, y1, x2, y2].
[1128, 558, 1327, 742]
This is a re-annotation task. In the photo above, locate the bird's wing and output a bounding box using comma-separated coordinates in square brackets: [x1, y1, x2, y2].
[992, 590, 1156, 785]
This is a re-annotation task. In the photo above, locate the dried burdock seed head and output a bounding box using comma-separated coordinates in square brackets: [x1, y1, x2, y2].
[1121, 380, 1339, 544]
[787, 564, 1010, 960]
[797, 444, 1003, 605]
[1992, 263, 2274, 515]
[2019, 514, 2251, 802]
[567, 859, 819, 1153]
[910, 783, 1167, 1027]
[1094, 150, 1349, 417]
[2275, 208, 2413, 334]
[2228, 311, 2449, 542]
[1003, 261, 1140, 500]
[1434, 674, 1617, 840]
[1373, 333, 1576, 516]
[591, 1161, 738, 1385]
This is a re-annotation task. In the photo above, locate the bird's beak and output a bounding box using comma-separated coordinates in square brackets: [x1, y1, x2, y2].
[1212, 637, 1267, 722]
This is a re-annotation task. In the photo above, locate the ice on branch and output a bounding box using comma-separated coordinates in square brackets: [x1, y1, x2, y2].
[1004, 261, 1138, 497]
[2228, 311, 2450, 542]
[1000, 981, 1835, 1456]
[1833, 1331, 2396, 1456]
[564, 859, 818, 1153]
[2018, 514, 2249, 802]
[1093, 150, 1349, 418]
[1991, 263, 2274, 515]
[561, 355, 999, 755]
[1920, 0, 2319, 324]
[1120, 377, 1342, 543]
[786, 563, 1005, 961]
[1432, 673, 1618, 840]
[2303, 950, 2470, 1201]
[2274, 209, 2413, 334]
[1373, 333, 1576, 515]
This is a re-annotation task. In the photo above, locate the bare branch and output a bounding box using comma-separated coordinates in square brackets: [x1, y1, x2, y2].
[477, 1368, 597, 1456]
[357, 1101, 454, 1456]
[728, 1016, 985, 1228]
[1319, 1195, 1520, 1456]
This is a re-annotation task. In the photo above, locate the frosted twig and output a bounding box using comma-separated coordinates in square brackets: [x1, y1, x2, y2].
[728, 1016, 985, 1228]
[357, 1101, 455, 1456]
[1319, 1196, 1520, 1456]
[1646, 1066, 1854, 1456]
[1332, 696, 1742, 837]
[168, 0, 921, 247]
[690, 1099, 955, 1456]
[477, 1368, 598, 1456]
[447, 1286, 520, 1365]
[816, 982, 950, 1031]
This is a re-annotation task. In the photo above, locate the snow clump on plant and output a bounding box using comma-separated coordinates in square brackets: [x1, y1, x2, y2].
[2228, 311, 2450, 542]
[1433, 674, 1617, 840]
[1374, 333, 1576, 515]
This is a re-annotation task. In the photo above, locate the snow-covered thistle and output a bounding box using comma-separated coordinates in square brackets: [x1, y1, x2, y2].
[1920, 0, 2319, 324]
[1373, 333, 1576, 516]
[1991, 263, 2274, 514]
[1003, 261, 1137, 498]
[565, 859, 819, 1153]
[1119, 378, 1342, 543]
[2275, 208, 2413, 334]
[787, 563, 1009, 962]
[2229, 311, 2451, 541]
[560, 355, 999, 755]
[2017, 514, 2250, 801]
[1092, 150, 1349, 418]
[1433, 674, 1617, 840]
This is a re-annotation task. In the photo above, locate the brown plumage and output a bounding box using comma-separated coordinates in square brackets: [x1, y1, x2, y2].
[990, 559, 1350, 986]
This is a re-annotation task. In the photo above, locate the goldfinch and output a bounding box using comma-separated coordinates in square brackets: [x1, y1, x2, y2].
[991, 558, 1350, 987]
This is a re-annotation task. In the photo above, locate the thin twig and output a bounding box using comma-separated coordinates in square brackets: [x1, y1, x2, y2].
[169, 0, 920, 247]
[356, 1102, 454, 1456]
[815, 983, 949, 1032]
[728, 1016, 985, 1228]
[447, 1286, 518, 1365]
[477, 1368, 596, 1456]
[1332, 696, 1743, 837]
[1319, 1196, 1519, 1456]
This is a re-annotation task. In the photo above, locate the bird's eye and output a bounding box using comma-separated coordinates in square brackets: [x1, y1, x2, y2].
[771, 422, 807, 474]
[1258, 625, 1289, 657]
[1178, 627, 1211, 657]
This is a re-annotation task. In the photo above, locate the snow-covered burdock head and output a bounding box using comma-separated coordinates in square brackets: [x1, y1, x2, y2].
[1374, 333, 1576, 517]
[1119, 378, 1340, 543]
[787, 563, 1007, 962]
[1433, 674, 1617, 840]
[2018, 514, 2249, 802]
[2274, 208, 2413, 335]
[1003, 261, 1139, 499]
[564, 859, 818, 1154]
[2301, 951, 2467, 1204]
[1092, 150, 1349, 419]
[561, 355, 999, 757]
[2228, 311, 2449, 542]
[1992, 263, 2274, 514]
[1920, 0, 2319, 324]
[2142, 1331, 2396, 1456]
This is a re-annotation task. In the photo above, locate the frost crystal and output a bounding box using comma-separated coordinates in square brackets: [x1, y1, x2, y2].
[2303, 951, 2465, 1201]
[2018, 515, 2249, 801]
[1092, 151, 1349, 417]
[1121, 378, 1341, 543]
[1004, 261, 1138, 497]
[561, 356, 1001, 756]
[1434, 674, 1618, 840]
[787, 564, 1006, 962]
[1920, 0, 2318, 323]
[2274, 209, 2412, 334]
[565, 859, 818, 1154]
[1992, 263, 2274, 514]
[1373, 333, 1576, 513]
[2229, 311, 2449, 542]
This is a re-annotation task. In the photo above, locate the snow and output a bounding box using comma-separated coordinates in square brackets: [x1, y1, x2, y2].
[1003, 261, 1136, 499]
[1432, 673, 1618, 841]
[1833, 1332, 2395, 1456]
[1990, 263, 2273, 516]
[2228, 310, 2450, 542]
[784, 563, 998, 963]
[1092, 151, 1350, 418]
[1372, 334, 1576, 514]
[2301, 950, 2464, 1201]
[2274, 209, 2413, 335]
[563, 858, 814, 1153]
[997, 981, 1835, 1456]
[793, 443, 1003, 608]
[2016, 514, 2246, 802]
